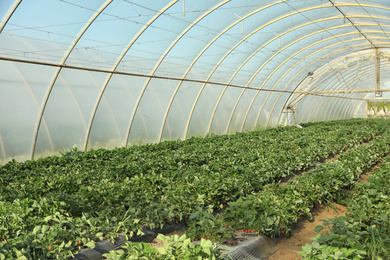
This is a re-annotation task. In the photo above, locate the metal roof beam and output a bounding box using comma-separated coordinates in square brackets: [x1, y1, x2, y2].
[297, 88, 390, 95]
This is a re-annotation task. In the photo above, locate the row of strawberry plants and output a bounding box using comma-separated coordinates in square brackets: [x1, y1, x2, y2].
[87, 138, 390, 260]
[92, 129, 390, 259]
[298, 156, 390, 259]
[0, 119, 385, 259]
[218, 134, 390, 240]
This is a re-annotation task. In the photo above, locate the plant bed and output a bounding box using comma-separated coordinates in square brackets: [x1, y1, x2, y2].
[297, 155, 390, 260]
[0, 119, 388, 259]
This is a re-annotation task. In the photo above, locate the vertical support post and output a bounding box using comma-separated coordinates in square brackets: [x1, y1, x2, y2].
[375, 48, 382, 97]
[284, 106, 296, 126]
[183, 0, 185, 16]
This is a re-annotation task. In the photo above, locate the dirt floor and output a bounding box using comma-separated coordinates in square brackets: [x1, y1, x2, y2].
[269, 202, 347, 260]
[148, 142, 384, 259]
[269, 156, 383, 260]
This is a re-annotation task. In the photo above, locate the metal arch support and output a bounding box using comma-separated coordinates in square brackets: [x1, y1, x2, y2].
[286, 52, 372, 108]
[262, 39, 389, 128]
[247, 16, 390, 128]
[297, 93, 317, 123]
[238, 19, 390, 129]
[276, 48, 377, 124]
[276, 51, 386, 125]
[179, 4, 388, 138]
[250, 32, 386, 129]
[317, 97, 334, 122]
[310, 66, 372, 121]
[202, 6, 362, 136]
[183, 1, 350, 138]
[340, 99, 355, 119]
[31, 0, 114, 160]
[324, 98, 344, 121]
[311, 75, 359, 121]
[157, 0, 231, 142]
[217, 18, 369, 134]
[0, 0, 22, 33]
[310, 77, 346, 122]
[225, 89, 247, 134]
[281, 48, 375, 97]
[324, 93, 357, 121]
[290, 69, 346, 116]
[242, 31, 359, 131]
[14, 61, 56, 152]
[127, 0, 229, 144]
[202, 2, 324, 135]
[352, 100, 366, 118]
[308, 59, 373, 100]
[259, 34, 366, 128]
[174, 1, 283, 140]
[86, 1, 179, 150]
[279, 53, 371, 124]
[291, 52, 372, 108]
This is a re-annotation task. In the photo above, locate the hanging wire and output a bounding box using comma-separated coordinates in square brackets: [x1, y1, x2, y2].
[283, 0, 355, 50]
[2, 0, 309, 67]
[328, 0, 376, 48]
[354, 0, 390, 42]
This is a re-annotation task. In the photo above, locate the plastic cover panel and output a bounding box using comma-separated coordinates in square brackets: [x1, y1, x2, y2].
[0, 61, 56, 161]
[35, 69, 107, 156]
[127, 78, 177, 145]
[229, 89, 258, 134]
[161, 81, 202, 141]
[88, 75, 148, 149]
[1, 0, 390, 162]
[187, 83, 225, 138]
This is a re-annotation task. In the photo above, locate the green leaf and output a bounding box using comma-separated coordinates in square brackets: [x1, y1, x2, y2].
[314, 225, 325, 233]
[41, 224, 49, 234]
[158, 247, 167, 255]
[183, 238, 191, 248]
[178, 234, 187, 242]
[369, 189, 377, 196]
[301, 243, 312, 255]
[143, 246, 156, 254]
[85, 241, 95, 249]
[32, 226, 41, 235]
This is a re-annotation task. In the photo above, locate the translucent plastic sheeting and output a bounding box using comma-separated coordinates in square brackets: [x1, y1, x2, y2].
[1, 0, 390, 162]
[0, 61, 56, 162]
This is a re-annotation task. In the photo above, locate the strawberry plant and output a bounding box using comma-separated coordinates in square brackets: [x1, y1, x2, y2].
[103, 234, 220, 259]
[299, 155, 390, 259]
[0, 118, 387, 258]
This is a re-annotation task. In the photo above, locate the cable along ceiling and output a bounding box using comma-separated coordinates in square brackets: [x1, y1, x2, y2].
[0, 0, 390, 162]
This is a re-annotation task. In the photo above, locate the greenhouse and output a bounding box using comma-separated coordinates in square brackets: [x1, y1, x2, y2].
[1, 0, 390, 259]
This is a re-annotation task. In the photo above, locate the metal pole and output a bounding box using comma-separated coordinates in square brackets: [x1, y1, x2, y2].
[375, 48, 381, 97]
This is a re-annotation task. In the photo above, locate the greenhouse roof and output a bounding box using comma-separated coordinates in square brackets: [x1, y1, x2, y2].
[1, 0, 390, 162]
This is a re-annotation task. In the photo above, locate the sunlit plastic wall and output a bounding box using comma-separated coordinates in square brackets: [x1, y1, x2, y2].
[1, 0, 390, 163]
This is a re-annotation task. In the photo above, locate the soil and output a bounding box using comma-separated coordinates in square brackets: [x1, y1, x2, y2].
[269, 151, 386, 260]
[269, 202, 347, 260]
[147, 139, 385, 259]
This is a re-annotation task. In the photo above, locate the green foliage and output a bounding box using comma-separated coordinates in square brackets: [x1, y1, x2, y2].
[0, 118, 388, 258]
[103, 234, 220, 259]
[221, 133, 390, 237]
[367, 100, 390, 118]
[298, 153, 390, 260]
[296, 241, 366, 259]
[185, 205, 234, 242]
